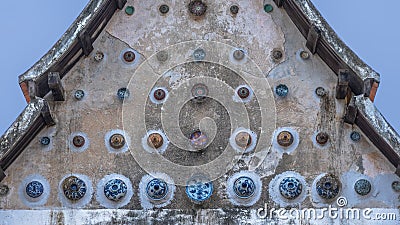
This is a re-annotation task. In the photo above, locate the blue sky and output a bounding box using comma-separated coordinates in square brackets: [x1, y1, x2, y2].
[0, 0, 398, 134]
[313, 0, 400, 133]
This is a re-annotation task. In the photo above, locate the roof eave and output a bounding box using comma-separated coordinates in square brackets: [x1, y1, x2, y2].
[275, 0, 380, 97]
[0, 98, 54, 181]
[275, 0, 399, 173]
[0, 0, 126, 181]
[354, 96, 400, 173]
[18, 0, 126, 103]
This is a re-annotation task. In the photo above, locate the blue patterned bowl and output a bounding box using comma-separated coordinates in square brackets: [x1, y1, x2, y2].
[233, 176, 256, 198]
[104, 179, 127, 201]
[186, 181, 213, 202]
[146, 178, 168, 200]
[62, 176, 87, 201]
[279, 177, 302, 200]
[26, 181, 44, 198]
[316, 174, 341, 200]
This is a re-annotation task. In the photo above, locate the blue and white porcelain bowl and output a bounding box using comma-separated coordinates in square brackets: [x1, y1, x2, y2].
[186, 180, 213, 202]
[316, 174, 341, 200]
[279, 177, 302, 200]
[146, 178, 168, 200]
[62, 176, 87, 201]
[233, 176, 256, 198]
[25, 181, 44, 198]
[104, 179, 128, 201]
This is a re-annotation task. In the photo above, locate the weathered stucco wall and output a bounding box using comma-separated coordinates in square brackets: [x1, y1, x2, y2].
[0, 0, 399, 224]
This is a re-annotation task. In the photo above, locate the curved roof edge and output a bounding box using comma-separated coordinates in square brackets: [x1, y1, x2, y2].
[280, 0, 398, 172]
[301, 0, 399, 169]
[294, 0, 380, 82]
[0, 0, 126, 181]
[275, 0, 380, 96]
[18, 0, 126, 102]
[0, 98, 54, 181]
[18, 0, 106, 83]
[354, 96, 400, 171]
